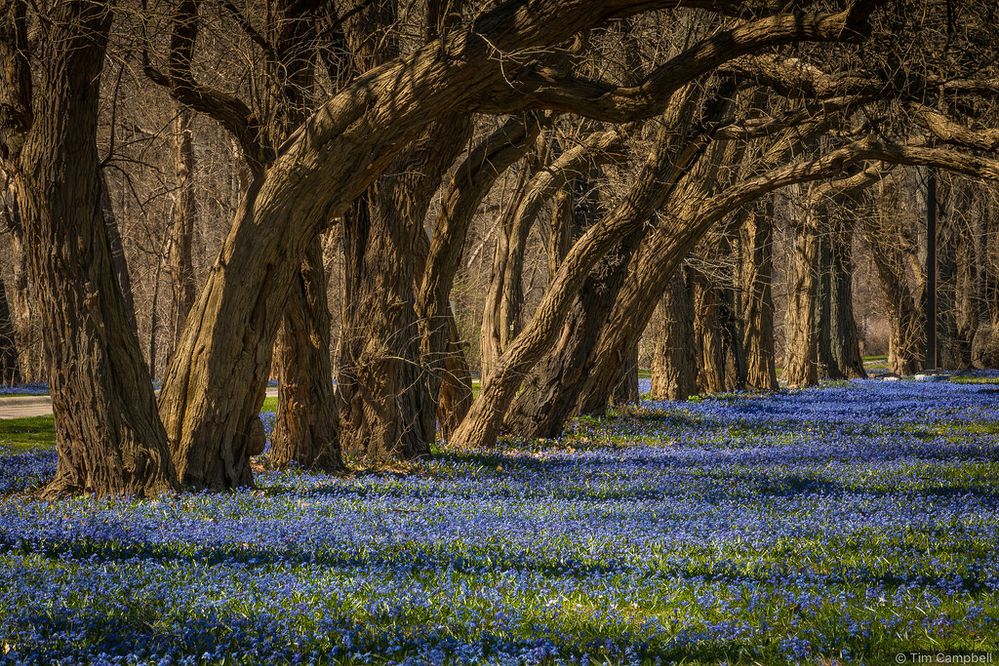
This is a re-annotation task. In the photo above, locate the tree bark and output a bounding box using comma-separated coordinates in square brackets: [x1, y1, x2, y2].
[610, 339, 640, 404]
[0, 275, 19, 386]
[272, 240, 342, 469]
[860, 198, 924, 376]
[650, 267, 698, 400]
[168, 105, 197, 351]
[452, 90, 715, 448]
[6, 0, 177, 496]
[501, 224, 644, 438]
[740, 202, 779, 390]
[694, 271, 729, 393]
[417, 115, 542, 443]
[783, 197, 822, 387]
[824, 214, 866, 378]
[99, 170, 137, 333]
[436, 309, 474, 441]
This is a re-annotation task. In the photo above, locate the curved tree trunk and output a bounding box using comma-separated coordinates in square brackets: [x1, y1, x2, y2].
[417, 115, 542, 442]
[8, 0, 177, 496]
[156, 1, 879, 484]
[502, 225, 643, 438]
[452, 90, 716, 449]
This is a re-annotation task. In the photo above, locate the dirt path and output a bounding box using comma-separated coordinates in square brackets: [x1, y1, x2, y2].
[0, 387, 281, 420]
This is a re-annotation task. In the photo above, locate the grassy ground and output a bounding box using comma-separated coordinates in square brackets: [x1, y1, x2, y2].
[0, 417, 56, 454]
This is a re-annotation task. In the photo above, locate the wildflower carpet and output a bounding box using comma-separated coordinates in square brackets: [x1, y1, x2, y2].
[0, 380, 997, 664]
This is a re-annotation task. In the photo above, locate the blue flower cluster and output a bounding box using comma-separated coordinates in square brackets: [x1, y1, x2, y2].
[1, 379, 997, 664]
[0, 383, 49, 396]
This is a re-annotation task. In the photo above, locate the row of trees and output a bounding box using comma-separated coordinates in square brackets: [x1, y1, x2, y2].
[1, 0, 998, 496]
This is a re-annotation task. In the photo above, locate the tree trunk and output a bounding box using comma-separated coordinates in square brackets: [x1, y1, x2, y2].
[0, 276, 20, 386]
[9, 0, 177, 496]
[936, 179, 972, 369]
[825, 215, 866, 378]
[501, 226, 643, 438]
[99, 169, 137, 333]
[272, 239, 342, 470]
[694, 271, 729, 393]
[650, 267, 698, 400]
[610, 339, 640, 404]
[740, 203, 779, 390]
[7, 226, 39, 382]
[452, 91, 715, 449]
[436, 309, 474, 441]
[168, 105, 198, 351]
[156, 0, 873, 483]
[338, 114, 472, 464]
[861, 202, 925, 376]
[417, 115, 542, 442]
[783, 201, 822, 387]
[337, 191, 431, 463]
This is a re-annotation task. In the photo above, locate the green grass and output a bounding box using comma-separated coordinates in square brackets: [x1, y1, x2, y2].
[261, 396, 279, 412]
[950, 375, 999, 385]
[0, 417, 57, 453]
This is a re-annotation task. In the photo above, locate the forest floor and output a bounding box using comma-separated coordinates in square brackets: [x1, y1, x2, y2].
[1, 379, 998, 663]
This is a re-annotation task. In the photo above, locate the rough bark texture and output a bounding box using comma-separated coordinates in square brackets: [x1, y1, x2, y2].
[435, 309, 474, 441]
[783, 198, 822, 387]
[339, 115, 472, 463]
[694, 272, 729, 393]
[610, 339, 640, 404]
[822, 214, 866, 378]
[650, 267, 698, 400]
[453, 89, 715, 449]
[861, 203, 925, 376]
[271, 240, 342, 469]
[739, 203, 779, 390]
[502, 225, 643, 439]
[6, 0, 177, 496]
[0, 276, 19, 386]
[100, 170, 137, 332]
[168, 105, 197, 351]
[267, 0, 342, 473]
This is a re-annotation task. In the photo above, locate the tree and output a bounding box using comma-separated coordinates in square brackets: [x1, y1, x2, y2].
[1, 0, 177, 496]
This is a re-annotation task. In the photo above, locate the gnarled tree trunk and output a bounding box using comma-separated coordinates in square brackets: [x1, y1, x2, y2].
[6, 0, 177, 496]
[272, 240, 342, 469]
